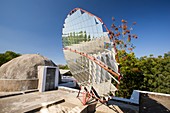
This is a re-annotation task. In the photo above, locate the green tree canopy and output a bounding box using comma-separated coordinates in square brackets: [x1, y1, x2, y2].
[0, 51, 21, 66]
[116, 51, 170, 98]
[58, 64, 69, 70]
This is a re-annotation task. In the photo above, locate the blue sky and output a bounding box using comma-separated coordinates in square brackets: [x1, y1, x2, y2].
[0, 0, 170, 64]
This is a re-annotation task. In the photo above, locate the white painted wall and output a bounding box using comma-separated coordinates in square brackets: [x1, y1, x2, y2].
[38, 66, 59, 92]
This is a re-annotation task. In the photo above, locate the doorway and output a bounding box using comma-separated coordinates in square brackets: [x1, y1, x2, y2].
[45, 68, 56, 91]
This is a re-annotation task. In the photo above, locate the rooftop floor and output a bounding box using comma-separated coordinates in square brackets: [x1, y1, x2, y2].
[0, 88, 128, 113]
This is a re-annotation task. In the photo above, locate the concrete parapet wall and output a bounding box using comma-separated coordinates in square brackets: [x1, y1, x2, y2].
[0, 79, 38, 92]
[139, 92, 170, 113]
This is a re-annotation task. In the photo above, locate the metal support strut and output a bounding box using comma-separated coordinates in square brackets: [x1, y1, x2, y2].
[77, 86, 108, 105]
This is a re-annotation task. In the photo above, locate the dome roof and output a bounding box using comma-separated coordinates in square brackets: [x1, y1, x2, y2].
[0, 54, 56, 79]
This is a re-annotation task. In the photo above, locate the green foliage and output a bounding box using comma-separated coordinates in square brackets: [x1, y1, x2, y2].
[58, 64, 69, 70]
[116, 50, 144, 98]
[116, 51, 170, 98]
[139, 52, 170, 94]
[0, 51, 21, 66]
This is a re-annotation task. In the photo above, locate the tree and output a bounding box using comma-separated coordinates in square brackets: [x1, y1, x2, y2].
[58, 64, 69, 70]
[109, 17, 140, 98]
[0, 51, 21, 66]
[139, 52, 170, 94]
[116, 51, 170, 98]
[116, 51, 144, 98]
[87, 35, 91, 41]
[109, 17, 137, 54]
